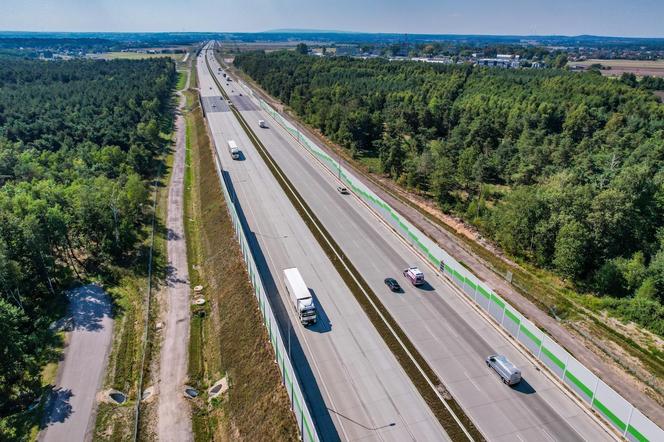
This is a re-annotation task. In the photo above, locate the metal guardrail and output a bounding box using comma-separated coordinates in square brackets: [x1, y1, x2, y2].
[258, 97, 664, 442]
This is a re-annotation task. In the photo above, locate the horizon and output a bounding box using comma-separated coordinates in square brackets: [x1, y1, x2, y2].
[2, 0, 663, 38]
[1, 29, 664, 41]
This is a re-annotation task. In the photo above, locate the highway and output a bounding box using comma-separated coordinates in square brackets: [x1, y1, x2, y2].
[207, 44, 615, 442]
[196, 47, 449, 441]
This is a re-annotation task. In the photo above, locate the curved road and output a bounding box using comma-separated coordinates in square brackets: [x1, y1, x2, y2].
[40, 284, 113, 442]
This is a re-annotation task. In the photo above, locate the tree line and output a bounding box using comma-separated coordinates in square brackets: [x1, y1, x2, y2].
[234, 51, 664, 335]
[0, 56, 175, 433]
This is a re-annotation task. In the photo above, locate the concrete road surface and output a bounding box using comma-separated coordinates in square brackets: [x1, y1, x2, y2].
[197, 47, 449, 441]
[157, 83, 192, 441]
[207, 47, 615, 442]
[40, 284, 113, 442]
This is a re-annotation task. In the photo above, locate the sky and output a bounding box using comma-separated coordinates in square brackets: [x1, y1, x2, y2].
[1, 0, 663, 38]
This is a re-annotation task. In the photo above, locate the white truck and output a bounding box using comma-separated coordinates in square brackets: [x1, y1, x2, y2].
[403, 266, 425, 286]
[284, 268, 317, 326]
[227, 140, 241, 160]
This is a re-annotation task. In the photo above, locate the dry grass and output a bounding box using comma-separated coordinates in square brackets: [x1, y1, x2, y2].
[183, 90, 298, 441]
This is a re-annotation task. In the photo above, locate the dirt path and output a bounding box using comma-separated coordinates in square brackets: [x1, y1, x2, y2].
[156, 78, 193, 442]
[40, 284, 113, 442]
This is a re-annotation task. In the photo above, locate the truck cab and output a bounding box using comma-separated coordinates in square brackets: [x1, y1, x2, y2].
[403, 266, 425, 286]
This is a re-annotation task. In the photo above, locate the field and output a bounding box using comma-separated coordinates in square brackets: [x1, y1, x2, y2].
[569, 59, 664, 77]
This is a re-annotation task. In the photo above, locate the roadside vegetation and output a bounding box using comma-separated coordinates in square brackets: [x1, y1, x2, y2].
[233, 51, 664, 338]
[0, 57, 176, 440]
[182, 83, 298, 440]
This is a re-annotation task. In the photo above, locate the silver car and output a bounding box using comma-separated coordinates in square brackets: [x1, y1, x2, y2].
[486, 354, 521, 385]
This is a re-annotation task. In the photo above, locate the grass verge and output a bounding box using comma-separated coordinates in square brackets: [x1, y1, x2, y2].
[176, 72, 187, 91]
[183, 86, 298, 441]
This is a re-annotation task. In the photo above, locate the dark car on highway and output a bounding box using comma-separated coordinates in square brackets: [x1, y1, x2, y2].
[384, 278, 402, 292]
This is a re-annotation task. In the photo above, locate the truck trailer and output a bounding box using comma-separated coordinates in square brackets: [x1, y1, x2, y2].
[283, 268, 317, 326]
[227, 140, 241, 160]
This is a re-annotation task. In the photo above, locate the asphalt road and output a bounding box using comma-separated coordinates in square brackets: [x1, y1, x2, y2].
[40, 284, 113, 442]
[207, 48, 615, 442]
[198, 48, 449, 442]
[157, 82, 192, 442]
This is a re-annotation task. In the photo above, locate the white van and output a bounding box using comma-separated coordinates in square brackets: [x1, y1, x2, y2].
[486, 354, 522, 385]
[403, 266, 424, 286]
[258, 120, 267, 128]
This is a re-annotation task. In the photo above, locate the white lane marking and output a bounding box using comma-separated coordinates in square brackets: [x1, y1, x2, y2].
[541, 428, 556, 442]
[204, 62, 352, 442]
[208, 53, 430, 441]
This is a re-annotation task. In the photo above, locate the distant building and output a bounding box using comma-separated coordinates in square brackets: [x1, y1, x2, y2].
[476, 58, 520, 68]
[334, 46, 358, 56]
[411, 57, 453, 65]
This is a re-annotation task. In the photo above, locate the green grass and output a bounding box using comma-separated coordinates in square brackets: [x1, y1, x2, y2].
[175, 72, 187, 91]
[356, 154, 381, 174]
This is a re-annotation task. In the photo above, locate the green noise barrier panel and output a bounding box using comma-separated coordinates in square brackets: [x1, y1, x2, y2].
[258, 96, 664, 441]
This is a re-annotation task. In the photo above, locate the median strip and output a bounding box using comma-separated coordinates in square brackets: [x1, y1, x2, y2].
[205, 47, 483, 441]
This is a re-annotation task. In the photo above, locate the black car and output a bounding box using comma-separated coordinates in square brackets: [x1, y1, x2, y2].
[384, 277, 402, 292]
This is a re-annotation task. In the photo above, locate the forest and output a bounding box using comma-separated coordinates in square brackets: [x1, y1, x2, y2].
[234, 51, 664, 334]
[0, 57, 175, 433]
